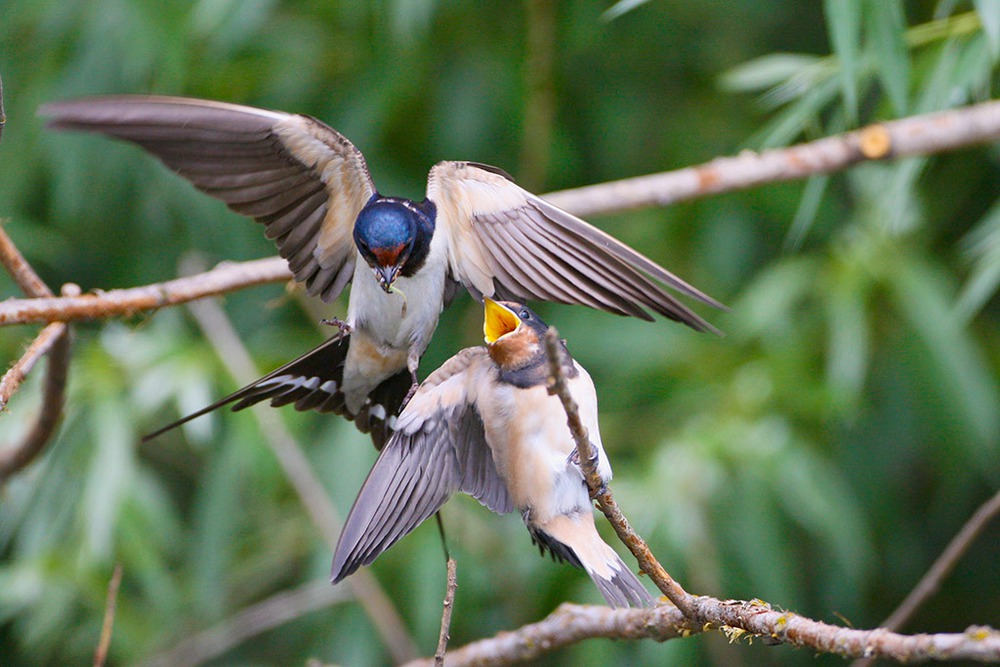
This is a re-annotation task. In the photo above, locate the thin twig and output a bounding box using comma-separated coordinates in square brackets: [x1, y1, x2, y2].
[0, 320, 71, 482]
[543, 327, 696, 619]
[882, 489, 1000, 631]
[434, 558, 458, 666]
[0, 320, 64, 412]
[0, 224, 54, 298]
[93, 563, 123, 667]
[852, 488, 1000, 667]
[0, 71, 5, 143]
[0, 256, 292, 326]
[181, 262, 417, 663]
[402, 600, 1000, 667]
[145, 579, 353, 667]
[544, 99, 1000, 217]
[0, 224, 75, 481]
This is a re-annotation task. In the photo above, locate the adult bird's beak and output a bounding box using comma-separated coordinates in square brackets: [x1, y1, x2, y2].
[374, 265, 400, 292]
[484, 297, 522, 344]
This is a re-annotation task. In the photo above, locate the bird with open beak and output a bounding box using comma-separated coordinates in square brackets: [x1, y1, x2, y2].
[41, 95, 723, 448]
[330, 298, 652, 607]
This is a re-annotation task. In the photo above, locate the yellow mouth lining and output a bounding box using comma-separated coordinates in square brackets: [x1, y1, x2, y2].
[484, 298, 521, 343]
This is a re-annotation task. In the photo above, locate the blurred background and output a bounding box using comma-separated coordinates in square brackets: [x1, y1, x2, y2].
[1, 1, 998, 665]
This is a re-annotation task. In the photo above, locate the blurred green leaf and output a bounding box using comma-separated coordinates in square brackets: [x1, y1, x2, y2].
[973, 0, 1000, 57]
[956, 199, 1000, 322]
[865, 0, 910, 115]
[824, 0, 862, 123]
[719, 54, 824, 94]
[889, 256, 1000, 454]
[602, 0, 652, 21]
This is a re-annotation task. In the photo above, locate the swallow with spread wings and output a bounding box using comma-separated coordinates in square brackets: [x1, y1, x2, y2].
[42, 96, 723, 448]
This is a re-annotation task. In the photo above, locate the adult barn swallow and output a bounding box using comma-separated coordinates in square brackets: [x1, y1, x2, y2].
[331, 299, 652, 607]
[42, 95, 722, 447]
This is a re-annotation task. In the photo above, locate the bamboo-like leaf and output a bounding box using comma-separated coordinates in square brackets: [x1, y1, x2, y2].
[784, 174, 830, 251]
[719, 53, 823, 93]
[890, 256, 1000, 452]
[956, 200, 1000, 322]
[824, 0, 863, 123]
[602, 0, 651, 21]
[864, 0, 910, 114]
[973, 0, 1000, 58]
[824, 267, 870, 402]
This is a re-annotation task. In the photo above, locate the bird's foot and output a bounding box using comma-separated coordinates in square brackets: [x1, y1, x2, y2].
[568, 446, 607, 497]
[320, 317, 353, 339]
[567, 445, 600, 468]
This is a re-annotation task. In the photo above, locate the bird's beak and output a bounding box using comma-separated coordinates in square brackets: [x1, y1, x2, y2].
[484, 298, 521, 344]
[374, 265, 399, 292]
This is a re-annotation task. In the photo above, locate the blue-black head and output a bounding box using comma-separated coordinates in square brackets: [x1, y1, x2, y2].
[354, 197, 436, 292]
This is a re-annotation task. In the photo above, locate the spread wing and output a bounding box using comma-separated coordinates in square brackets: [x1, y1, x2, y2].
[331, 347, 512, 582]
[41, 95, 375, 302]
[427, 161, 724, 333]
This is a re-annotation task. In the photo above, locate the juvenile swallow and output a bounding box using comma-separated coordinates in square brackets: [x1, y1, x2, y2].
[331, 299, 652, 607]
[42, 95, 722, 447]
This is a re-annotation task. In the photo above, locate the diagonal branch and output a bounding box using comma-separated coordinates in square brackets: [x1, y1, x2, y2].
[0, 319, 71, 483]
[543, 98, 1000, 217]
[0, 72, 5, 143]
[543, 327, 696, 619]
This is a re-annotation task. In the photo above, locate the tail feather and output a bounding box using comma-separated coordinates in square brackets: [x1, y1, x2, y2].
[143, 333, 409, 448]
[530, 512, 652, 608]
[587, 555, 654, 608]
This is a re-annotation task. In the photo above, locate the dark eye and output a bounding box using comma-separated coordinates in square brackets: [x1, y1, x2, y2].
[519, 309, 530, 319]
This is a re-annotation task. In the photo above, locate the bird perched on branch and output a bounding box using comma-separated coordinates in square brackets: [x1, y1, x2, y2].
[42, 95, 722, 448]
[331, 298, 652, 607]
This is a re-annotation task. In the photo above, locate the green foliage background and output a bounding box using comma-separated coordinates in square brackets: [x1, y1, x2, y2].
[1, 1, 998, 665]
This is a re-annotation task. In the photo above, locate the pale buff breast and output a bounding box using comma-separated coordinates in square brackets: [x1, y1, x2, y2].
[479, 382, 580, 516]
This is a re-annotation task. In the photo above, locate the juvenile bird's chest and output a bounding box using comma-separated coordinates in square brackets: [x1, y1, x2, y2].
[346, 245, 448, 352]
[480, 380, 586, 518]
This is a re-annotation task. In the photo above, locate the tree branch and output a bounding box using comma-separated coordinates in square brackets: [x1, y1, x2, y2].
[93, 563, 123, 667]
[0, 280, 78, 483]
[4, 101, 1000, 331]
[0, 256, 292, 326]
[543, 328, 696, 619]
[403, 601, 1000, 667]
[0, 72, 5, 143]
[543, 99, 1000, 217]
[434, 558, 458, 666]
[0, 320, 70, 482]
